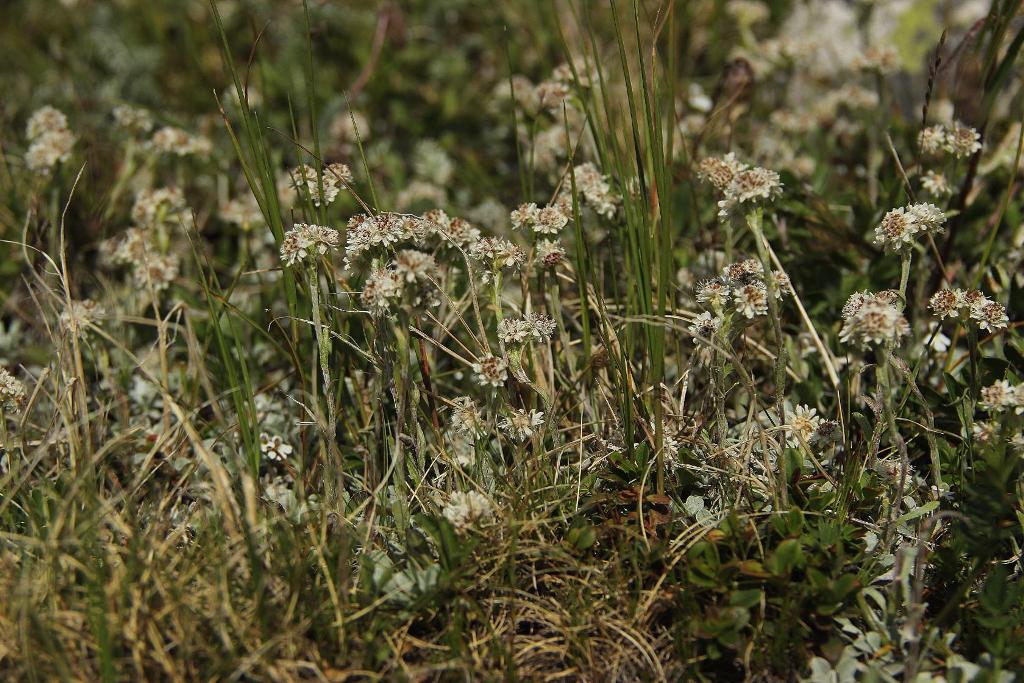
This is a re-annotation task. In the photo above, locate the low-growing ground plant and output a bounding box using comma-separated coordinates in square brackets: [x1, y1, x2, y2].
[0, 0, 1023, 680]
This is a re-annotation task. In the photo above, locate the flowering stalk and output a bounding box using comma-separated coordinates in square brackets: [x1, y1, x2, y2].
[898, 252, 912, 302]
[877, 347, 910, 548]
[745, 208, 789, 504]
[308, 264, 342, 503]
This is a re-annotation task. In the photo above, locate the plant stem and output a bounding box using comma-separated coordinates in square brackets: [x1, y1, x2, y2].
[746, 208, 789, 507]
[309, 264, 342, 505]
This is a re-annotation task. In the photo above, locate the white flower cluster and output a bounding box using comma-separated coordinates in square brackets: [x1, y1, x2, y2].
[472, 353, 508, 387]
[450, 397, 487, 439]
[25, 105, 76, 175]
[502, 61, 593, 116]
[470, 237, 526, 273]
[105, 225, 182, 293]
[537, 239, 566, 268]
[59, 299, 103, 338]
[499, 408, 545, 442]
[291, 163, 353, 207]
[839, 290, 909, 348]
[426, 209, 481, 248]
[929, 288, 1009, 332]
[920, 170, 951, 198]
[698, 154, 783, 218]
[918, 121, 982, 158]
[112, 105, 154, 135]
[132, 187, 188, 228]
[497, 313, 556, 346]
[873, 203, 945, 252]
[150, 126, 212, 157]
[279, 223, 341, 268]
[573, 162, 621, 219]
[0, 367, 26, 412]
[980, 380, 1023, 415]
[359, 249, 438, 315]
[785, 404, 841, 450]
[344, 212, 425, 268]
[259, 432, 294, 461]
[220, 195, 263, 229]
[442, 491, 495, 531]
[694, 258, 788, 321]
[510, 202, 570, 235]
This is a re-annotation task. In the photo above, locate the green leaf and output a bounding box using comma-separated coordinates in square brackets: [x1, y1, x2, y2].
[767, 539, 804, 576]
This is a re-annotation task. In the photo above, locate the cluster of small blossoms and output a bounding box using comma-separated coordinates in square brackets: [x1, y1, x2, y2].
[971, 421, 1024, 449]
[497, 313, 556, 346]
[688, 311, 722, 344]
[472, 353, 508, 387]
[133, 252, 181, 292]
[0, 368, 26, 413]
[696, 153, 746, 191]
[839, 290, 909, 348]
[393, 248, 437, 283]
[291, 163, 353, 207]
[450, 397, 487, 439]
[149, 126, 212, 157]
[499, 408, 545, 442]
[359, 267, 404, 315]
[510, 202, 570, 235]
[259, 432, 294, 462]
[573, 162, 621, 218]
[279, 223, 341, 268]
[220, 195, 263, 230]
[360, 250, 439, 314]
[918, 121, 982, 158]
[929, 288, 1009, 332]
[785, 405, 841, 450]
[920, 170, 952, 198]
[132, 187, 188, 228]
[535, 78, 572, 113]
[851, 45, 900, 73]
[536, 239, 567, 269]
[344, 212, 417, 267]
[694, 258, 788, 320]
[873, 203, 946, 251]
[980, 380, 1024, 414]
[469, 237, 526, 275]
[698, 154, 783, 218]
[104, 227, 182, 293]
[25, 105, 76, 175]
[503, 61, 591, 117]
[442, 491, 495, 532]
[112, 105, 154, 135]
[395, 180, 447, 210]
[59, 299, 103, 338]
[426, 209, 481, 248]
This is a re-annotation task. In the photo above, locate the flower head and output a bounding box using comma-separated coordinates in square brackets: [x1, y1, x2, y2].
[451, 397, 487, 438]
[980, 380, 1022, 414]
[360, 267, 404, 314]
[697, 153, 747, 192]
[874, 204, 945, 251]
[733, 281, 768, 319]
[291, 163, 352, 207]
[442, 491, 495, 531]
[472, 354, 508, 387]
[839, 291, 909, 348]
[946, 121, 981, 158]
[499, 408, 545, 442]
[0, 368, 26, 412]
[537, 239, 566, 268]
[688, 311, 722, 344]
[280, 223, 340, 268]
[260, 433, 294, 462]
